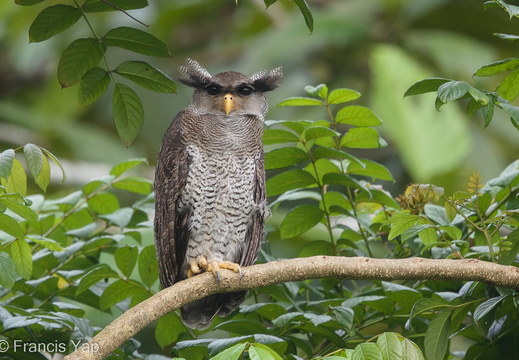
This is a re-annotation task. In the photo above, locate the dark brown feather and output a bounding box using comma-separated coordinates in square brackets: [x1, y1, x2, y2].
[154, 110, 190, 289]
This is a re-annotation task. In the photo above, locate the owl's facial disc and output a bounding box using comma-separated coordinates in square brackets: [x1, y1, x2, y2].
[223, 93, 234, 115]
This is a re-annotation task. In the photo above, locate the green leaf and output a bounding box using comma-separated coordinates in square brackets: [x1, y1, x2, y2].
[15, 0, 47, 5]
[376, 332, 402, 360]
[348, 159, 393, 181]
[0, 198, 38, 221]
[437, 81, 470, 103]
[401, 338, 425, 360]
[101, 207, 133, 228]
[356, 189, 400, 209]
[27, 236, 64, 251]
[322, 173, 365, 191]
[494, 33, 519, 41]
[138, 245, 158, 288]
[0, 213, 25, 239]
[155, 312, 185, 348]
[499, 229, 519, 265]
[298, 240, 335, 257]
[1, 159, 27, 196]
[382, 282, 422, 312]
[209, 343, 247, 360]
[496, 68, 519, 102]
[340, 127, 382, 149]
[424, 310, 451, 360]
[248, 345, 277, 360]
[333, 306, 354, 334]
[87, 192, 120, 214]
[102, 26, 171, 57]
[82, 0, 148, 12]
[467, 86, 490, 105]
[313, 147, 359, 164]
[112, 176, 152, 194]
[265, 147, 308, 169]
[475, 58, 519, 77]
[58, 38, 106, 88]
[494, 0, 519, 18]
[115, 245, 139, 277]
[404, 78, 451, 97]
[386, 213, 424, 240]
[481, 101, 495, 129]
[78, 67, 111, 107]
[266, 169, 316, 197]
[115, 61, 176, 93]
[473, 296, 507, 323]
[29, 4, 82, 43]
[277, 97, 323, 107]
[110, 158, 147, 177]
[303, 126, 338, 141]
[500, 103, 519, 128]
[10, 239, 32, 280]
[113, 83, 144, 147]
[305, 84, 327, 98]
[99, 279, 144, 310]
[293, 0, 313, 34]
[352, 342, 382, 360]
[264, 0, 277, 8]
[249, 344, 283, 360]
[0, 149, 15, 179]
[40, 146, 67, 184]
[0, 253, 16, 289]
[280, 205, 324, 238]
[23, 143, 44, 182]
[328, 88, 361, 104]
[336, 106, 383, 126]
[36, 154, 50, 192]
[262, 129, 299, 144]
[77, 265, 119, 295]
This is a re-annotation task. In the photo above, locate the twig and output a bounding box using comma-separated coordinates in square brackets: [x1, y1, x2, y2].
[63, 256, 519, 360]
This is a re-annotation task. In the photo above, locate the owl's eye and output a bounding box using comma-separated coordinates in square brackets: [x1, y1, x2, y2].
[238, 86, 254, 96]
[206, 86, 220, 96]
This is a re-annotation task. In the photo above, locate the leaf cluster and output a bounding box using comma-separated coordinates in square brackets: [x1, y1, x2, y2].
[404, 0, 519, 131]
[16, 0, 175, 147]
[0, 157, 167, 359]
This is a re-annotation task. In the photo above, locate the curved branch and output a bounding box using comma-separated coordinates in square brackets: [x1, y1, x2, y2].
[63, 256, 519, 360]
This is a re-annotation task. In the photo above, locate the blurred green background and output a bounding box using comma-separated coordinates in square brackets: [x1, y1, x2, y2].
[1, 0, 518, 195]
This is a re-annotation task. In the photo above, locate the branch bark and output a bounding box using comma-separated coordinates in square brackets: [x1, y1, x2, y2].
[63, 256, 519, 360]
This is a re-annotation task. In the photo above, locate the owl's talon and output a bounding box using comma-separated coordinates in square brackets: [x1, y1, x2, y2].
[187, 259, 203, 278]
[205, 260, 241, 283]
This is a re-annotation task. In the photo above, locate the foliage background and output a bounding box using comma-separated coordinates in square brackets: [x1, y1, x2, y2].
[2, 0, 518, 190]
[0, 0, 518, 359]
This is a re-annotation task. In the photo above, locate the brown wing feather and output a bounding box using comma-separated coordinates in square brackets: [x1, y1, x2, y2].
[242, 150, 266, 266]
[154, 110, 190, 289]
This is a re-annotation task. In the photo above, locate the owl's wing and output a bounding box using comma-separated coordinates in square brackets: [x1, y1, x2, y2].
[154, 110, 190, 289]
[241, 149, 266, 267]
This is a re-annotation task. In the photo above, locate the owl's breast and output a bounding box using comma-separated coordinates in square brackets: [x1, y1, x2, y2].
[178, 144, 258, 265]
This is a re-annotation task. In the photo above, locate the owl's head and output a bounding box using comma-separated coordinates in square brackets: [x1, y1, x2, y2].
[177, 58, 283, 117]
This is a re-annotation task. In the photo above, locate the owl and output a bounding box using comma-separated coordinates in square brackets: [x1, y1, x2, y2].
[154, 59, 283, 329]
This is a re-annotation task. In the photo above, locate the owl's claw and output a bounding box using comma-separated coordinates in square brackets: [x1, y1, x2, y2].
[187, 257, 242, 283]
[187, 259, 203, 278]
[205, 260, 242, 284]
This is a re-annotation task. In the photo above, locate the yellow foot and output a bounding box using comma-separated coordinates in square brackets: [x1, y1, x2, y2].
[187, 257, 242, 282]
[187, 256, 207, 277]
[206, 260, 242, 283]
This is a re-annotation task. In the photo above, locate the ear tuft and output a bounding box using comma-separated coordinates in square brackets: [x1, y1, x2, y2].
[251, 67, 283, 92]
[177, 58, 212, 89]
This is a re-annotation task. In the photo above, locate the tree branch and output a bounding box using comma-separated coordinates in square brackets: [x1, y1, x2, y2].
[63, 256, 519, 360]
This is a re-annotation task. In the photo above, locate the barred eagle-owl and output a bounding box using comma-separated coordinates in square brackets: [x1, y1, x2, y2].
[154, 59, 283, 329]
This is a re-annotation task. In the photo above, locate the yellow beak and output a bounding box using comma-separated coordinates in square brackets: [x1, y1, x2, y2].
[223, 93, 234, 115]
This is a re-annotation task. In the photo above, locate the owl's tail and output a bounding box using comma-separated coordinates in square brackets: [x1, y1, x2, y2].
[181, 291, 248, 330]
